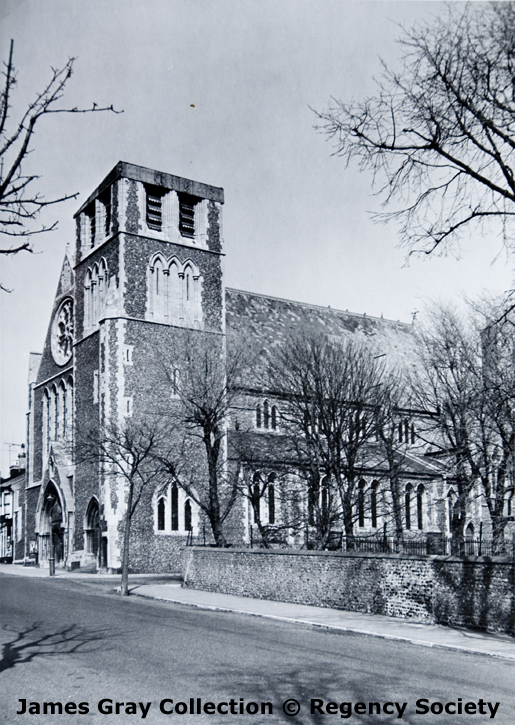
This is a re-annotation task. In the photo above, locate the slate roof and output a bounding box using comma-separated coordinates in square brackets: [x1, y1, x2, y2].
[225, 288, 419, 375]
[227, 431, 445, 479]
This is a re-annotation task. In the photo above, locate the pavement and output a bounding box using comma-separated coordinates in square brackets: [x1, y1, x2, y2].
[1, 562, 515, 661]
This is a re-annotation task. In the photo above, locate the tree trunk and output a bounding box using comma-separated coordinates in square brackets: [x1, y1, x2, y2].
[491, 515, 507, 555]
[204, 430, 227, 547]
[120, 479, 134, 596]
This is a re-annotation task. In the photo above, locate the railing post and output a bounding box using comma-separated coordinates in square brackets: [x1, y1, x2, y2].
[479, 522, 483, 557]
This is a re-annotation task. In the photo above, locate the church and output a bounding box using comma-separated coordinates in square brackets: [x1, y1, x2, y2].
[23, 162, 485, 573]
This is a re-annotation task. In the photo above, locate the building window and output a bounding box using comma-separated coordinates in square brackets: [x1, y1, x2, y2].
[171, 484, 179, 531]
[405, 484, 413, 530]
[398, 421, 403, 443]
[417, 484, 424, 530]
[84, 259, 109, 331]
[179, 193, 198, 238]
[252, 473, 261, 523]
[447, 490, 455, 533]
[147, 254, 202, 327]
[60, 381, 67, 439]
[171, 368, 180, 396]
[371, 481, 379, 528]
[263, 400, 270, 429]
[271, 405, 278, 430]
[321, 476, 329, 519]
[184, 500, 192, 531]
[157, 499, 166, 531]
[358, 480, 365, 527]
[268, 474, 276, 524]
[411, 423, 416, 445]
[256, 404, 262, 429]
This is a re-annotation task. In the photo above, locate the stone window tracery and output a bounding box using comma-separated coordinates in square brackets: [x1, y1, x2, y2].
[154, 483, 198, 535]
[84, 259, 109, 333]
[148, 255, 202, 327]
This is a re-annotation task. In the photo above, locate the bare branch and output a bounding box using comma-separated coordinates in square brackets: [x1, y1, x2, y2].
[0, 41, 122, 273]
[315, 2, 515, 258]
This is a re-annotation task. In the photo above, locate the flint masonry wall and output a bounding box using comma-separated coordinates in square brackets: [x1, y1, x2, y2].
[182, 547, 515, 635]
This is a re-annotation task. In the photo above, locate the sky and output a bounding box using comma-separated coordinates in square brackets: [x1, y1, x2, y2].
[0, 0, 513, 475]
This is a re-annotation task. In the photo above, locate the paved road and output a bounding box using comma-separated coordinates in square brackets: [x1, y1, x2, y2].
[1, 574, 514, 724]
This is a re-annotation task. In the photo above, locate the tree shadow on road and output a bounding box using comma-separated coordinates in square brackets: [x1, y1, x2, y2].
[0, 621, 118, 673]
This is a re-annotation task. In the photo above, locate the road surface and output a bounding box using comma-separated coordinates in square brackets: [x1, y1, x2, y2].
[1, 573, 513, 724]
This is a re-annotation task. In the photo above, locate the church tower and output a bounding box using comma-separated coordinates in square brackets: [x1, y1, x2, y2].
[28, 163, 224, 571]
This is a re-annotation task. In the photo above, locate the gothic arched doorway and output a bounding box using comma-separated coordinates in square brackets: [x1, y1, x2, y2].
[40, 483, 64, 566]
[85, 498, 102, 567]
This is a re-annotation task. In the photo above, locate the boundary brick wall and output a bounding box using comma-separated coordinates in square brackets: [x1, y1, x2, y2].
[182, 547, 515, 635]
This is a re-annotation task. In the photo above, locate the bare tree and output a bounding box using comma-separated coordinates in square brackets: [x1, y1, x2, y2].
[373, 370, 414, 546]
[0, 40, 121, 260]
[230, 433, 303, 548]
[155, 331, 249, 547]
[269, 331, 386, 544]
[476, 304, 515, 552]
[315, 2, 515, 258]
[79, 418, 163, 595]
[412, 302, 515, 554]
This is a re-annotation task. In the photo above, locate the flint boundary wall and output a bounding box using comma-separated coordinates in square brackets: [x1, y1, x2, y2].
[182, 547, 515, 635]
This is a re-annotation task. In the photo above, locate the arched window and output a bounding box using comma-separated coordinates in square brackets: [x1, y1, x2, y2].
[321, 475, 330, 519]
[417, 484, 424, 530]
[171, 368, 180, 396]
[308, 478, 319, 526]
[271, 405, 278, 430]
[252, 473, 261, 523]
[59, 381, 66, 439]
[184, 500, 192, 532]
[66, 378, 74, 442]
[42, 389, 50, 454]
[447, 489, 455, 533]
[157, 499, 166, 531]
[398, 422, 403, 443]
[84, 261, 109, 331]
[371, 481, 379, 528]
[150, 255, 167, 322]
[465, 522, 475, 555]
[256, 404, 262, 429]
[48, 385, 57, 441]
[263, 400, 270, 429]
[404, 419, 409, 444]
[358, 480, 366, 527]
[182, 262, 201, 326]
[98, 258, 108, 316]
[171, 484, 179, 531]
[168, 260, 180, 321]
[411, 424, 416, 445]
[405, 484, 413, 530]
[84, 268, 92, 330]
[268, 474, 276, 524]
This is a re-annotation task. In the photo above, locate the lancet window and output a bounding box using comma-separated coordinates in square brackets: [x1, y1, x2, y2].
[148, 254, 202, 327]
[84, 259, 109, 332]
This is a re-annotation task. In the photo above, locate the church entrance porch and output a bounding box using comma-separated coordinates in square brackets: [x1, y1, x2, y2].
[37, 484, 66, 572]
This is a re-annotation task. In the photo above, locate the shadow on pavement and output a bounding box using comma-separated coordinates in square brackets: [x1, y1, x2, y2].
[0, 621, 118, 673]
